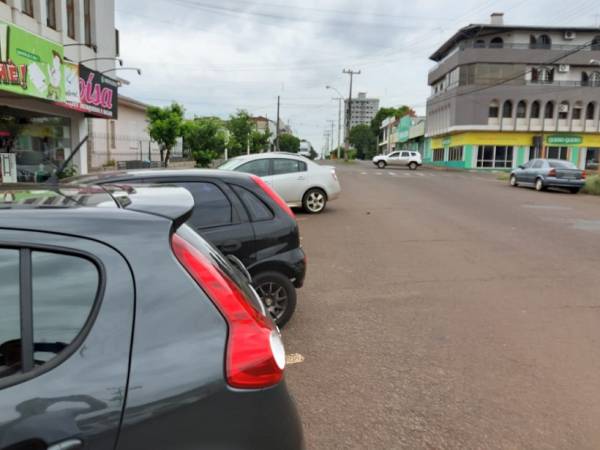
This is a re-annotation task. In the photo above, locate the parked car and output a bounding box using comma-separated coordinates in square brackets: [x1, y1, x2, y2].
[372, 150, 422, 170]
[0, 183, 304, 450]
[510, 159, 586, 193]
[69, 169, 306, 327]
[218, 153, 341, 214]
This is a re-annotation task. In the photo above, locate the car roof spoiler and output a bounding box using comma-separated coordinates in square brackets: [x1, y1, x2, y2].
[103, 184, 194, 227]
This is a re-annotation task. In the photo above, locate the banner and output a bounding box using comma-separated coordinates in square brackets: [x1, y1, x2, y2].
[0, 20, 65, 101]
[59, 64, 118, 119]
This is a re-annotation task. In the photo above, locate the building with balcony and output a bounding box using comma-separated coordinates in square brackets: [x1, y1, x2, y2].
[345, 92, 379, 135]
[424, 13, 600, 172]
[0, 0, 119, 183]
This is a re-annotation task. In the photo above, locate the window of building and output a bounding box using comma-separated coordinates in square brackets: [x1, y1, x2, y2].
[432, 148, 444, 162]
[230, 185, 273, 222]
[529, 147, 541, 160]
[572, 102, 583, 120]
[544, 102, 555, 119]
[84, 0, 93, 47]
[272, 158, 307, 176]
[529, 35, 537, 49]
[590, 72, 600, 88]
[448, 146, 463, 161]
[538, 34, 552, 49]
[477, 146, 514, 168]
[22, 0, 34, 16]
[474, 39, 486, 48]
[582, 72, 589, 85]
[46, 0, 57, 29]
[586, 148, 599, 170]
[502, 100, 513, 118]
[547, 147, 569, 160]
[592, 36, 600, 51]
[586, 103, 596, 120]
[530, 101, 541, 119]
[558, 101, 570, 120]
[236, 159, 270, 177]
[178, 182, 233, 229]
[489, 100, 499, 118]
[489, 37, 504, 48]
[516, 101, 527, 118]
[66, 0, 75, 39]
[0, 250, 21, 378]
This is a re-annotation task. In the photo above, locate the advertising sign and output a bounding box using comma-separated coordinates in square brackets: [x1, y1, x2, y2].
[0, 21, 64, 101]
[59, 64, 119, 119]
[546, 135, 583, 146]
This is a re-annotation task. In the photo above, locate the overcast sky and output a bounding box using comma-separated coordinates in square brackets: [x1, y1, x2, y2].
[116, 0, 600, 151]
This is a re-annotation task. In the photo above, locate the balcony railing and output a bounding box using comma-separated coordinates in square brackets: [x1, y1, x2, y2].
[527, 80, 600, 87]
[459, 42, 600, 51]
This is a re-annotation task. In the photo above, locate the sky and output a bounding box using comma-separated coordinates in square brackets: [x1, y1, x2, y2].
[115, 0, 600, 151]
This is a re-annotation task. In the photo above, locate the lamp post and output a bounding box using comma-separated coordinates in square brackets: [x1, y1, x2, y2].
[101, 67, 142, 76]
[80, 57, 124, 66]
[326, 85, 343, 160]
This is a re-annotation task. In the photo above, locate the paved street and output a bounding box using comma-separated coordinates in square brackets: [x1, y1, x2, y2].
[284, 162, 600, 450]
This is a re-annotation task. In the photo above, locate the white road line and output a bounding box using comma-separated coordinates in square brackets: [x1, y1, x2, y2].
[388, 172, 397, 176]
[415, 173, 425, 177]
[361, 172, 368, 175]
[403, 173, 412, 177]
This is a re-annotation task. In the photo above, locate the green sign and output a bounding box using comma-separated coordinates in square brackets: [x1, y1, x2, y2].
[0, 21, 64, 101]
[397, 116, 412, 143]
[546, 135, 582, 146]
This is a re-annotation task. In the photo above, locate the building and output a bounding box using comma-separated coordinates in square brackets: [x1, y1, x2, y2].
[378, 116, 399, 154]
[0, 0, 119, 183]
[252, 115, 293, 152]
[378, 116, 426, 156]
[424, 13, 600, 171]
[345, 92, 379, 133]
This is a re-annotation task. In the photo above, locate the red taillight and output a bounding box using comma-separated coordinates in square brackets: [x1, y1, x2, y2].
[548, 168, 557, 177]
[582, 170, 587, 180]
[172, 234, 285, 389]
[251, 175, 295, 220]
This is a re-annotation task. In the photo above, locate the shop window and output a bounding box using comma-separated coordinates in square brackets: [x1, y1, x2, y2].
[448, 146, 463, 161]
[477, 146, 514, 168]
[547, 147, 568, 160]
[516, 101, 527, 118]
[544, 102, 555, 119]
[530, 101, 541, 119]
[489, 100, 499, 118]
[22, 0, 34, 16]
[432, 148, 444, 162]
[586, 148, 599, 170]
[502, 100, 513, 118]
[84, 0, 93, 47]
[46, 0, 57, 29]
[66, 0, 75, 39]
[558, 101, 570, 120]
[489, 37, 504, 48]
[529, 146, 542, 160]
[586, 103, 596, 120]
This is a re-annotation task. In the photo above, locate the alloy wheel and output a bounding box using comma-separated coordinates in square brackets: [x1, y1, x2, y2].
[306, 191, 326, 213]
[256, 281, 289, 322]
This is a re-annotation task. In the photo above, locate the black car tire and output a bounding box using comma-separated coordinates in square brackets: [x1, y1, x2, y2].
[535, 178, 545, 192]
[569, 187, 581, 194]
[303, 188, 327, 214]
[408, 162, 418, 171]
[510, 175, 518, 187]
[254, 271, 297, 327]
[377, 161, 386, 169]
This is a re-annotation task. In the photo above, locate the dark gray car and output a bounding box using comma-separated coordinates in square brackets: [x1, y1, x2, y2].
[510, 159, 586, 193]
[0, 184, 304, 450]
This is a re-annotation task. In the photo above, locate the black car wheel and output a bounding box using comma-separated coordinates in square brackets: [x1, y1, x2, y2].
[510, 175, 518, 187]
[377, 161, 386, 169]
[303, 188, 327, 214]
[254, 271, 297, 327]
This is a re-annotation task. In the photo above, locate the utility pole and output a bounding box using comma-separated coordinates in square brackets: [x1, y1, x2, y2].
[335, 97, 342, 159]
[323, 131, 331, 160]
[327, 120, 335, 157]
[343, 69, 361, 161]
[276, 95, 281, 152]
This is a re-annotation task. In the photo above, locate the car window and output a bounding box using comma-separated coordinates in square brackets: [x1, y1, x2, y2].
[532, 160, 544, 169]
[411, 152, 418, 157]
[388, 152, 399, 158]
[32, 252, 99, 364]
[523, 160, 534, 168]
[549, 161, 577, 169]
[178, 182, 233, 229]
[0, 250, 21, 378]
[231, 184, 274, 222]
[272, 159, 307, 176]
[401, 152, 410, 158]
[236, 159, 270, 177]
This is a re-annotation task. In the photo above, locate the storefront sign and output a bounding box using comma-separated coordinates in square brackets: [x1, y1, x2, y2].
[0, 21, 65, 101]
[59, 64, 119, 119]
[546, 135, 583, 146]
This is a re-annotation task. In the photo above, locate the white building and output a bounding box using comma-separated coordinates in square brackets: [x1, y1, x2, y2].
[0, 0, 118, 183]
[345, 92, 379, 134]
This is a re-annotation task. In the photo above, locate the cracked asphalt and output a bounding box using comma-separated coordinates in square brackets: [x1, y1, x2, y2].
[283, 162, 600, 450]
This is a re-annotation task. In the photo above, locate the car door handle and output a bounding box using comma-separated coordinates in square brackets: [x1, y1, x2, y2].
[219, 241, 242, 253]
[48, 439, 83, 450]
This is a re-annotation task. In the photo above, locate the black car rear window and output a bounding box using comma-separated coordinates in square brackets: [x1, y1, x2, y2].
[177, 182, 233, 229]
[230, 184, 273, 222]
[549, 161, 577, 169]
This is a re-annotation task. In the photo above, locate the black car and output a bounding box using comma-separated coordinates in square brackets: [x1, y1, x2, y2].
[0, 184, 304, 450]
[70, 169, 306, 327]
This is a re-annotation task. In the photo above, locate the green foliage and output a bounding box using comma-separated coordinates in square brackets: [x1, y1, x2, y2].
[349, 124, 377, 160]
[278, 133, 301, 153]
[370, 105, 416, 135]
[582, 175, 600, 195]
[251, 128, 272, 153]
[226, 110, 254, 157]
[183, 117, 227, 167]
[309, 147, 318, 160]
[147, 102, 185, 166]
[58, 164, 78, 179]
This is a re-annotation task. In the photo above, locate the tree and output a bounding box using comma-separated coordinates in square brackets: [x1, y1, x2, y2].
[278, 133, 301, 153]
[250, 127, 272, 153]
[147, 102, 185, 167]
[182, 117, 227, 168]
[370, 105, 416, 136]
[349, 124, 377, 160]
[226, 110, 254, 157]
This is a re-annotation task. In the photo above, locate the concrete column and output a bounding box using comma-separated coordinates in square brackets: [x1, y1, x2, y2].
[56, 0, 66, 36]
[71, 115, 88, 175]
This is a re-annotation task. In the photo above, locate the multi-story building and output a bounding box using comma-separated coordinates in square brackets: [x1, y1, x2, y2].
[345, 92, 379, 134]
[0, 0, 118, 183]
[378, 116, 399, 154]
[424, 13, 600, 171]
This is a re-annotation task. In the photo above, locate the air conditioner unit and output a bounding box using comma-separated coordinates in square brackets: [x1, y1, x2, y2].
[564, 31, 576, 40]
[559, 103, 569, 113]
[558, 64, 570, 73]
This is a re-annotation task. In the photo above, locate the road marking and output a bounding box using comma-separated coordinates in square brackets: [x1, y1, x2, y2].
[376, 172, 383, 176]
[388, 172, 397, 176]
[286, 353, 305, 365]
[415, 173, 425, 177]
[403, 173, 412, 177]
[361, 172, 367, 175]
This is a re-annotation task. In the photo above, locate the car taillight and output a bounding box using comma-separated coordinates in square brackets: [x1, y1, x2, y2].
[548, 168, 557, 177]
[331, 169, 338, 182]
[582, 170, 587, 180]
[172, 234, 285, 389]
[251, 175, 295, 220]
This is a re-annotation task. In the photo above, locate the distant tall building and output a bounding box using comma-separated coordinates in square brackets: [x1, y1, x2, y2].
[345, 92, 380, 133]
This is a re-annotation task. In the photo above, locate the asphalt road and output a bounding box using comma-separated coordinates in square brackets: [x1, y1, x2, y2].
[283, 162, 600, 450]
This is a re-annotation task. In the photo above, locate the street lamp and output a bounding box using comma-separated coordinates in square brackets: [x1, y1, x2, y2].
[80, 57, 124, 66]
[101, 67, 142, 76]
[326, 86, 343, 160]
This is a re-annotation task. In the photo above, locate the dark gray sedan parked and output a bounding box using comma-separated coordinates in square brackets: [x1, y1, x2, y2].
[0, 184, 304, 450]
[510, 159, 586, 193]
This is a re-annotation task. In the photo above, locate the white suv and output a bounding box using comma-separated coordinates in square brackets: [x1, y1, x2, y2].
[373, 150, 422, 170]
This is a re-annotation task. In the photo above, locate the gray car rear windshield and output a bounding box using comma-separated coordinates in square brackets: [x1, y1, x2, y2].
[548, 161, 577, 169]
